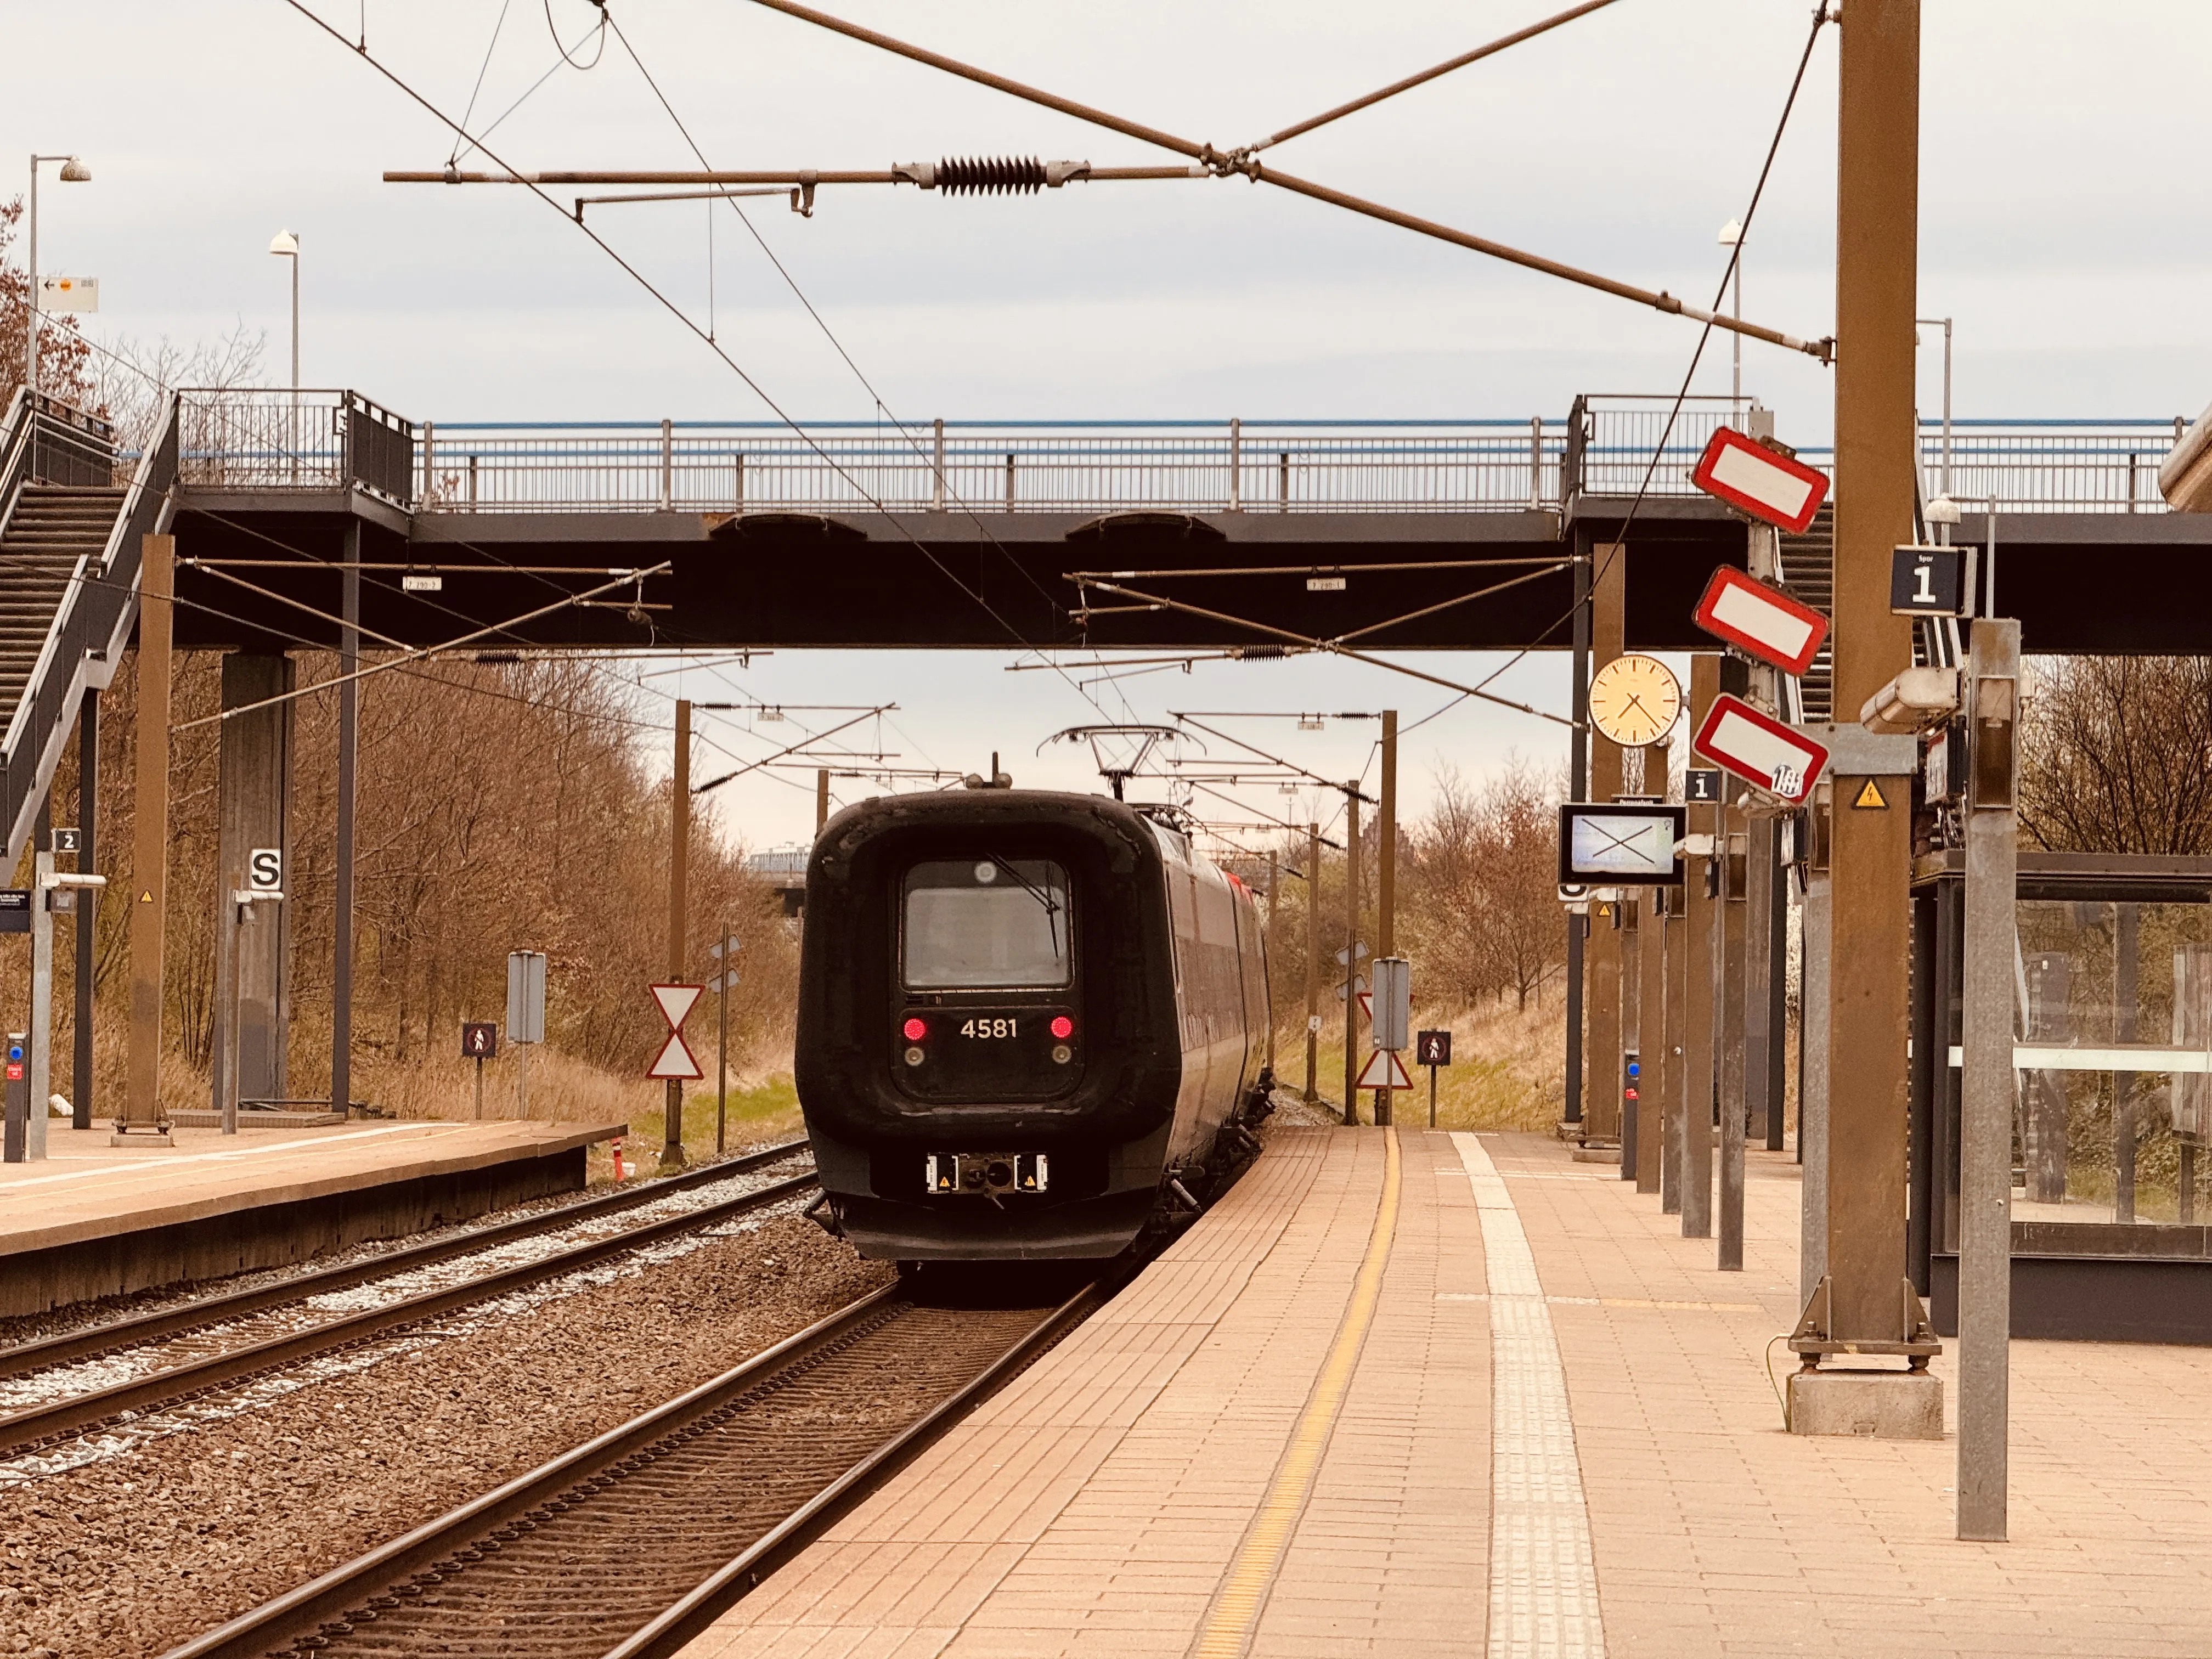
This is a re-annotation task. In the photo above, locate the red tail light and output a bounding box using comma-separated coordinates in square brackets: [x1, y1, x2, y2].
[1050, 1015, 1074, 1040]
[902, 1017, 928, 1041]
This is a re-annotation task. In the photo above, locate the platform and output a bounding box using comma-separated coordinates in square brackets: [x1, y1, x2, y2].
[678, 1126, 2212, 1658]
[0, 1118, 625, 1317]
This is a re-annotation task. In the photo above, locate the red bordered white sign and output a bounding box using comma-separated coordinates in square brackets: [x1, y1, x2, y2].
[1355, 1048, 1414, 1090]
[1691, 566, 1830, 678]
[1689, 695, 1829, 805]
[646, 982, 706, 1080]
[1689, 427, 1830, 534]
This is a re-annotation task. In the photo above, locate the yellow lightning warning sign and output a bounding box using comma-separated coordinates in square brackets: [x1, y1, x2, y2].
[1853, 779, 1888, 810]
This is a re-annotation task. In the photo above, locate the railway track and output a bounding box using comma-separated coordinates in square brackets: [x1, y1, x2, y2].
[0, 1140, 817, 1457]
[162, 1275, 1101, 1659]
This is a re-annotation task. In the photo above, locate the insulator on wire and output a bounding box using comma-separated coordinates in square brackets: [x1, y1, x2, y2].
[1233, 645, 1293, 660]
[934, 155, 1046, 196]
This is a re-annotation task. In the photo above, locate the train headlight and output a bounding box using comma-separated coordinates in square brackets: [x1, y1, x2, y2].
[1051, 1044, 1073, 1065]
[904, 1046, 926, 1067]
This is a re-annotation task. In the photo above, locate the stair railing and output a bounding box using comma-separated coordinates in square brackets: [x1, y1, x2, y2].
[0, 393, 178, 867]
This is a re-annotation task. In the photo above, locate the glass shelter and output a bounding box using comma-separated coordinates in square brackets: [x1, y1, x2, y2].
[1914, 851, 2212, 1342]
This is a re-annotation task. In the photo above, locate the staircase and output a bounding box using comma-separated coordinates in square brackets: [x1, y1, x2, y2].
[0, 487, 126, 727]
[1779, 504, 1835, 721]
[0, 390, 176, 867]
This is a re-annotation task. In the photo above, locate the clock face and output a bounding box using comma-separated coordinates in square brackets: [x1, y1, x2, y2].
[1588, 653, 1682, 748]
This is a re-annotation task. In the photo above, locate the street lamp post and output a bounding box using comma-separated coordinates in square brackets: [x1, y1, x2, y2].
[25, 154, 91, 395]
[268, 232, 300, 482]
[268, 230, 300, 387]
[1718, 218, 1744, 415]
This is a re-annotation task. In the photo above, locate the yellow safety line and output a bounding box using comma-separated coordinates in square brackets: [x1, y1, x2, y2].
[1188, 1128, 1402, 1659]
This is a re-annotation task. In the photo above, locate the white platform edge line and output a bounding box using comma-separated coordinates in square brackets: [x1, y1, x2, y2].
[1454, 1131, 1606, 1659]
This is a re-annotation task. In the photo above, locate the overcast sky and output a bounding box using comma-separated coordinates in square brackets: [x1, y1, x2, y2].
[8, 2, 2209, 847]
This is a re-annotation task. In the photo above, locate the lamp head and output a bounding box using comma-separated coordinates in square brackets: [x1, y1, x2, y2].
[57, 157, 91, 183]
[1717, 218, 1743, 247]
[268, 230, 300, 257]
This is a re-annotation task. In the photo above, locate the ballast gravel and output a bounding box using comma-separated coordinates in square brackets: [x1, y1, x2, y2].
[0, 1213, 892, 1659]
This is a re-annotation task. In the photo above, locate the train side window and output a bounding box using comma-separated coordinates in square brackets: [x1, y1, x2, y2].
[901, 859, 1073, 990]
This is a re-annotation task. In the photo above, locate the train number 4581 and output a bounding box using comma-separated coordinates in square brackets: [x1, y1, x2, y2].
[960, 1018, 1018, 1040]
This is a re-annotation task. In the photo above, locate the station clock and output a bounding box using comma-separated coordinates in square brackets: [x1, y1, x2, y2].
[1587, 653, 1682, 749]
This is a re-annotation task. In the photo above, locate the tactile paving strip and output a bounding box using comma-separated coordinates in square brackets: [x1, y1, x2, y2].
[1454, 1132, 1605, 1659]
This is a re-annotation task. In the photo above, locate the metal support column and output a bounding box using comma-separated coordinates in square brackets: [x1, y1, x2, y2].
[1376, 710, 1397, 1128]
[1618, 894, 1641, 1180]
[1800, 794, 1832, 1306]
[71, 692, 95, 1131]
[1567, 538, 1591, 1132]
[1957, 617, 2019, 1541]
[664, 698, 692, 1170]
[1680, 656, 1719, 1239]
[1585, 538, 1626, 1144]
[121, 534, 174, 1140]
[1304, 822, 1320, 1104]
[1636, 738, 1671, 1195]
[211, 654, 295, 1120]
[331, 527, 360, 1120]
[1662, 877, 1688, 1215]
[1820, 0, 1924, 1355]
[1341, 787, 1361, 1126]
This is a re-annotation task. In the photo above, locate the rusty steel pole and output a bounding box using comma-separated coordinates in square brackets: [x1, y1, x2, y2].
[1680, 657, 1719, 1239]
[664, 699, 692, 1170]
[1375, 712, 1397, 1127]
[815, 766, 830, 833]
[1341, 787, 1361, 1126]
[1304, 822, 1321, 1103]
[1821, 0, 1923, 1354]
[1635, 738, 1670, 1195]
[1584, 541, 1626, 1146]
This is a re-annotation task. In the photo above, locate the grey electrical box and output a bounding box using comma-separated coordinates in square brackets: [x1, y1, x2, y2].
[506, 950, 548, 1045]
[1373, 957, 1411, 1052]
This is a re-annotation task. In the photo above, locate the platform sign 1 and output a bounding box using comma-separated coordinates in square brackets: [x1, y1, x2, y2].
[1685, 768, 1723, 805]
[1890, 544, 1976, 618]
[1688, 427, 1830, 533]
[1691, 565, 1830, 676]
[1690, 695, 1829, 806]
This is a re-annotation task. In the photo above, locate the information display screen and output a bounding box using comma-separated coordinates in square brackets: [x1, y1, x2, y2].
[1556, 804, 1685, 886]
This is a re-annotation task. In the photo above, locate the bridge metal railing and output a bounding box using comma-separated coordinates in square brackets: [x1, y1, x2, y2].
[176, 388, 416, 509]
[407, 416, 1568, 516]
[170, 390, 2193, 518]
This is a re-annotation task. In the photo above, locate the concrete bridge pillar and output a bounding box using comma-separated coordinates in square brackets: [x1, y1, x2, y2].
[211, 653, 294, 1113]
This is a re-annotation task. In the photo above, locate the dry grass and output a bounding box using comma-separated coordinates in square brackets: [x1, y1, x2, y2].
[1275, 994, 1565, 1131]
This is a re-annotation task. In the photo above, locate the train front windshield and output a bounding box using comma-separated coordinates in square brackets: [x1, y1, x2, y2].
[901, 859, 1070, 990]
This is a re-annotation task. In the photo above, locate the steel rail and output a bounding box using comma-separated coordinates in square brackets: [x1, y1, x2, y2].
[0, 1165, 820, 1455]
[0, 1139, 810, 1381]
[159, 1279, 1102, 1659]
[732, 0, 1832, 362]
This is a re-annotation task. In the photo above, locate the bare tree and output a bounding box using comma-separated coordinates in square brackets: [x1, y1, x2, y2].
[2018, 656, 2212, 854]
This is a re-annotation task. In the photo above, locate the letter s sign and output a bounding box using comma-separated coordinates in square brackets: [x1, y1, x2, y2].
[248, 848, 283, 892]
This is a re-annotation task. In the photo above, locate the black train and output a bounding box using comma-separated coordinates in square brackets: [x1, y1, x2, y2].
[795, 788, 1274, 1262]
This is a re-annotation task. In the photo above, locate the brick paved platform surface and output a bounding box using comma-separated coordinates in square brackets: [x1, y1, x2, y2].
[676, 1127, 2212, 1658]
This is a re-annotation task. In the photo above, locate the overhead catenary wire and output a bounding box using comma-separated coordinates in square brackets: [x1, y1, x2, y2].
[280, 0, 1126, 736]
[729, 0, 1831, 360]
